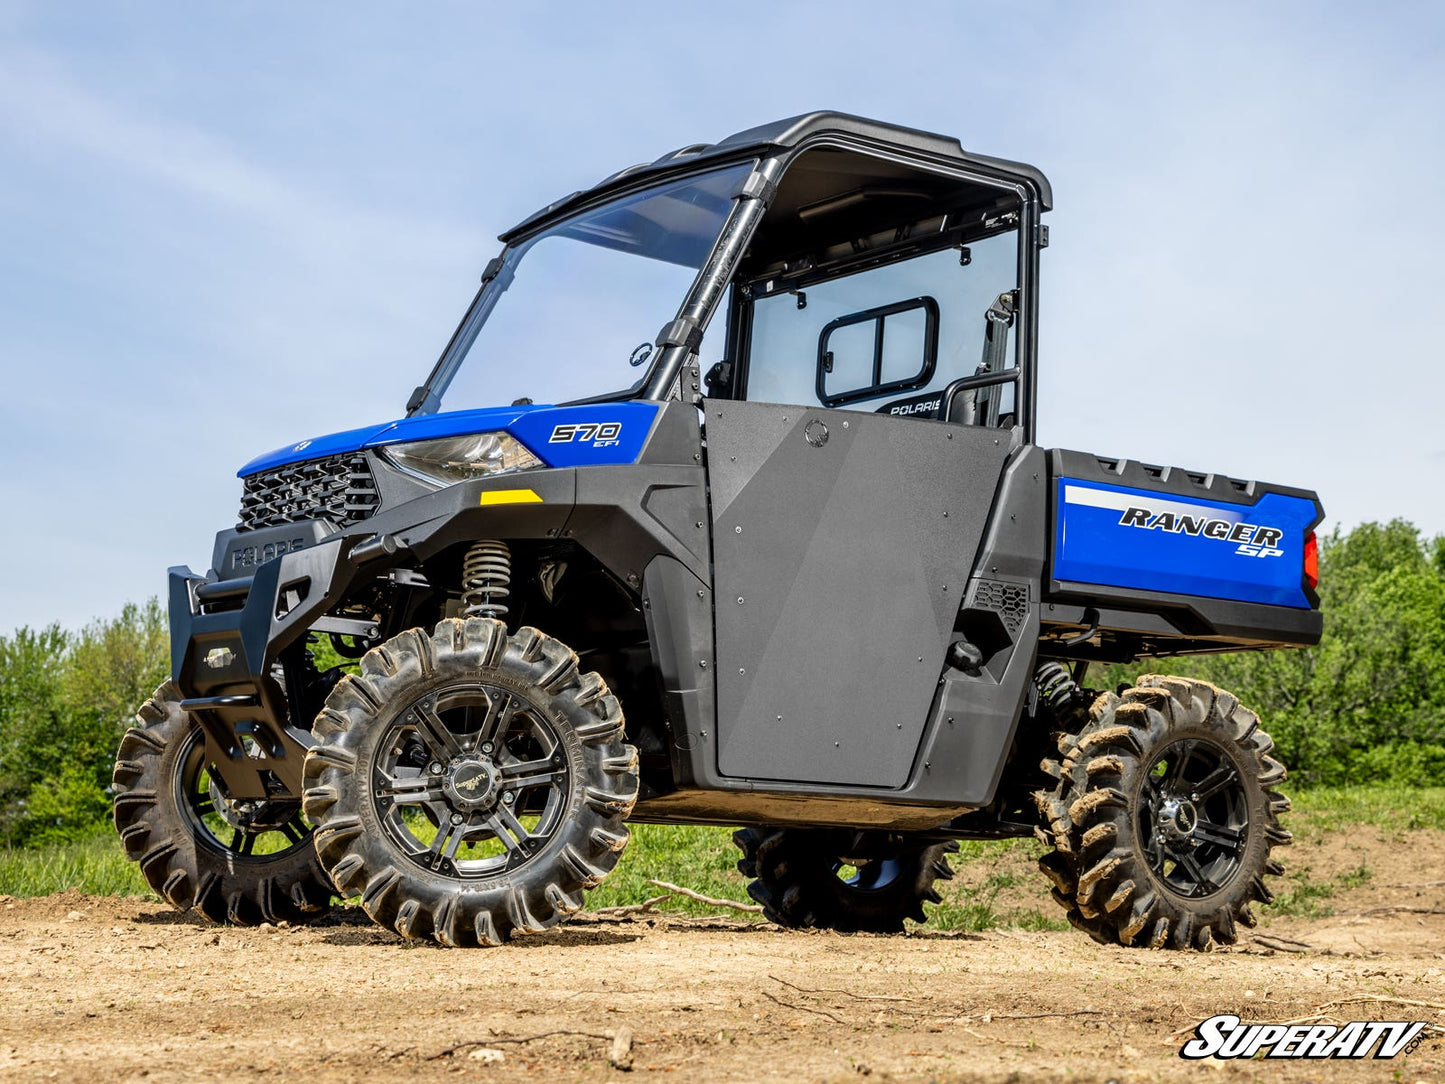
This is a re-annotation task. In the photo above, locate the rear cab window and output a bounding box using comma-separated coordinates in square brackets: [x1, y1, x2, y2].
[741, 228, 1018, 425]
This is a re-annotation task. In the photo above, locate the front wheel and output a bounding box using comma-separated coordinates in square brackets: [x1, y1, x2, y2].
[111, 683, 335, 925]
[1034, 675, 1290, 950]
[302, 618, 639, 947]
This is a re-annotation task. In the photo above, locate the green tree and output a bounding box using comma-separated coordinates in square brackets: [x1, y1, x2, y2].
[1120, 520, 1445, 785]
[0, 601, 169, 845]
[0, 625, 72, 845]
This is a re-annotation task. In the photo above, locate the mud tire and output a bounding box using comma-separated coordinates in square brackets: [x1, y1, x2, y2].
[734, 827, 958, 932]
[1033, 675, 1289, 950]
[302, 618, 639, 947]
[111, 682, 335, 925]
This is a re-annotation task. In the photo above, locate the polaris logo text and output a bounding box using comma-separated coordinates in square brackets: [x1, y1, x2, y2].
[1180, 1014, 1429, 1060]
[231, 538, 307, 570]
[888, 398, 941, 417]
[1118, 506, 1285, 558]
[549, 422, 622, 448]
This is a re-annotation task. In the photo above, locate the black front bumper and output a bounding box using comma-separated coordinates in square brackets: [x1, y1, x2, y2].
[167, 532, 356, 798]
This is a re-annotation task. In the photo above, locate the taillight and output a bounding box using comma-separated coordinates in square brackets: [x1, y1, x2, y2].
[1303, 531, 1319, 590]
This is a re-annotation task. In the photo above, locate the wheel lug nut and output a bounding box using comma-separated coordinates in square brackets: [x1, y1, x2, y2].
[450, 813, 464, 825]
[481, 742, 494, 754]
[502, 793, 514, 804]
[429, 762, 443, 775]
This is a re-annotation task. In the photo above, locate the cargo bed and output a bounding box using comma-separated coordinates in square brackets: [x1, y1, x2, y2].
[1040, 449, 1323, 662]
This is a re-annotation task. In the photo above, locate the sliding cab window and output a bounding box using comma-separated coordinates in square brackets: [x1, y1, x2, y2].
[742, 228, 1020, 425]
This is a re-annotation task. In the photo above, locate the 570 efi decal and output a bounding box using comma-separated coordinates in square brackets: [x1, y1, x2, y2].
[549, 422, 622, 447]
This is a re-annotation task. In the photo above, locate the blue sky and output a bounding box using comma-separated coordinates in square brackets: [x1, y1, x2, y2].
[0, 1, 1441, 632]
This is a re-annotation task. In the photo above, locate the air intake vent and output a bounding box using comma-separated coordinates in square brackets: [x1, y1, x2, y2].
[237, 452, 379, 532]
[972, 578, 1029, 637]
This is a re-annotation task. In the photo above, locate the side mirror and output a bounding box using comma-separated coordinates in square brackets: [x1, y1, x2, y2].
[815, 296, 939, 408]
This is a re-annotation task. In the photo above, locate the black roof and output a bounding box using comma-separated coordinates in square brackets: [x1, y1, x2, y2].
[500, 111, 1052, 243]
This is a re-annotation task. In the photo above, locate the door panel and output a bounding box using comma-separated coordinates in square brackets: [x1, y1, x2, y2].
[705, 400, 1013, 787]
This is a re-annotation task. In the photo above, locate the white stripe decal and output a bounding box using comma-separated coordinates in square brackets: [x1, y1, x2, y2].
[1062, 484, 1244, 523]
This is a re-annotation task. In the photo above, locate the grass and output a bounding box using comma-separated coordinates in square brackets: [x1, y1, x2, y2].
[0, 833, 151, 899]
[592, 828, 1066, 931]
[1268, 862, 1374, 919]
[4, 784, 1438, 931]
[929, 838, 1068, 932]
[1286, 784, 1445, 840]
[587, 824, 752, 915]
[0, 823, 1049, 931]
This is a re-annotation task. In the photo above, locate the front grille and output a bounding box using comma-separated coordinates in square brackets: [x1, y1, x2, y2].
[237, 452, 380, 532]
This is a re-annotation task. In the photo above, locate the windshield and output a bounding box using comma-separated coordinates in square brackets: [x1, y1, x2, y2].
[421, 162, 753, 412]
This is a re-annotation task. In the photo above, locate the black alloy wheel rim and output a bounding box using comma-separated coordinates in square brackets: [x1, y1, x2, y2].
[1137, 737, 1251, 899]
[176, 725, 312, 858]
[371, 682, 571, 879]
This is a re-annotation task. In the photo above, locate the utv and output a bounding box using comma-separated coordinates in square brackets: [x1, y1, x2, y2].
[113, 112, 1322, 950]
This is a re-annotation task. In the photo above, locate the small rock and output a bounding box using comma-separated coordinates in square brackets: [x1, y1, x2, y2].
[467, 1048, 505, 1064]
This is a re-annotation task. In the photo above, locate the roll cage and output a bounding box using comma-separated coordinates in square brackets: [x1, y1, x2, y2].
[409, 112, 1050, 442]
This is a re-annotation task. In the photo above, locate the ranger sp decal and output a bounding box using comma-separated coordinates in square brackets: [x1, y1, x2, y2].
[1052, 477, 1319, 608]
[1063, 485, 1285, 558]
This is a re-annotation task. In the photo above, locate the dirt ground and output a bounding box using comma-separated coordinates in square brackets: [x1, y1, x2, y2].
[2, 828, 1444, 1084]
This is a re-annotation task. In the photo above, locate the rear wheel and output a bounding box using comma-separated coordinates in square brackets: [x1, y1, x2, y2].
[1034, 675, 1289, 950]
[302, 618, 639, 946]
[734, 827, 958, 932]
[111, 683, 334, 925]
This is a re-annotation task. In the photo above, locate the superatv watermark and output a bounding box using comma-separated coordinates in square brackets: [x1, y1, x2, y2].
[1180, 1014, 1430, 1060]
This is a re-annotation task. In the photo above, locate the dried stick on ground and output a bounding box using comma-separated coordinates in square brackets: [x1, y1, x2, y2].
[762, 991, 849, 1025]
[609, 1026, 635, 1070]
[645, 879, 764, 913]
[1319, 994, 1445, 1013]
[958, 1025, 1034, 1049]
[769, 975, 915, 1002]
[1253, 934, 1314, 953]
[1350, 906, 1445, 917]
[588, 893, 674, 917]
[426, 1030, 615, 1060]
[586, 881, 762, 919]
[1168, 1013, 1332, 1040]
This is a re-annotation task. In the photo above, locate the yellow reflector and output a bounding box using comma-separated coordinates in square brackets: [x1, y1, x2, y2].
[479, 488, 543, 506]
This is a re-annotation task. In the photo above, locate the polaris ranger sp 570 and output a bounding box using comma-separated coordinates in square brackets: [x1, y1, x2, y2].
[113, 113, 1322, 949]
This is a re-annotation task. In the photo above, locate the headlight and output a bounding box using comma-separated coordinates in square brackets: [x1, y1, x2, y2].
[379, 432, 543, 486]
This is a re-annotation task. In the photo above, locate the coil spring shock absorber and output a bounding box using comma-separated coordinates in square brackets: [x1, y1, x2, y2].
[461, 540, 511, 619]
[1034, 661, 1089, 732]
